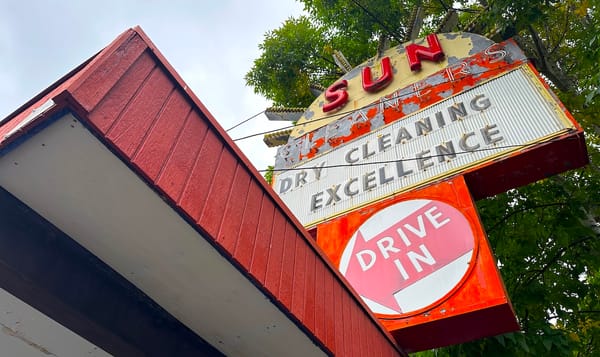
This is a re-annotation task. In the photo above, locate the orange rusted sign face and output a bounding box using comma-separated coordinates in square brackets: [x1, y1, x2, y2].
[317, 176, 519, 352]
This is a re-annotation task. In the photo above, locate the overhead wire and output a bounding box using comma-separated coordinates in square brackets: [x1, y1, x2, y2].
[225, 110, 266, 132]
[231, 62, 522, 142]
[254, 136, 576, 173]
[226, 1, 482, 135]
[348, 0, 405, 43]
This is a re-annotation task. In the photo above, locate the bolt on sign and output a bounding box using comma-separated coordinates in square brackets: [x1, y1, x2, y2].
[271, 33, 588, 351]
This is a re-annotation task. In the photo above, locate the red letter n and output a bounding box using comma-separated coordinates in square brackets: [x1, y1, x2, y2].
[405, 34, 444, 71]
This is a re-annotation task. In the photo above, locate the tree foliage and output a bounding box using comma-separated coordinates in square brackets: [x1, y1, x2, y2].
[247, 1, 600, 355]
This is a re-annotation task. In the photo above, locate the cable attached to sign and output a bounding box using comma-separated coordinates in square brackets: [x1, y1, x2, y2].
[232, 63, 523, 142]
[255, 135, 579, 173]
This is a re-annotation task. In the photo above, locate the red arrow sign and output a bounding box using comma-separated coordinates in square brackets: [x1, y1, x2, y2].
[340, 199, 475, 314]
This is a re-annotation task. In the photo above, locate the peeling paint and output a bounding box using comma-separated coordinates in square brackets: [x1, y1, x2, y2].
[275, 36, 528, 169]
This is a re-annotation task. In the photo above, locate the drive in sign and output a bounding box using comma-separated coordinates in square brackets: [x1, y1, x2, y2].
[317, 175, 521, 351]
[339, 199, 475, 315]
[299, 32, 586, 352]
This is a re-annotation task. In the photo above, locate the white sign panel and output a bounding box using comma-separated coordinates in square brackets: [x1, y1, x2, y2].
[275, 66, 574, 226]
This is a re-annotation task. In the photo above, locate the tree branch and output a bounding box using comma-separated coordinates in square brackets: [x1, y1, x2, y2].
[526, 24, 576, 92]
[488, 202, 568, 232]
[522, 235, 593, 287]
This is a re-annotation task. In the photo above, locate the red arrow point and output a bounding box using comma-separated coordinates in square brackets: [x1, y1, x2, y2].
[374, 292, 404, 314]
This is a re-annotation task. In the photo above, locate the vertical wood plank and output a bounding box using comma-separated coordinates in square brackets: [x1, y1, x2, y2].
[232, 183, 263, 268]
[216, 165, 251, 253]
[132, 92, 191, 181]
[178, 130, 223, 221]
[88, 52, 156, 134]
[72, 34, 148, 112]
[249, 197, 275, 284]
[107, 68, 174, 158]
[155, 111, 207, 201]
[342, 291, 353, 357]
[277, 223, 297, 308]
[324, 271, 336, 351]
[303, 250, 316, 334]
[263, 213, 287, 295]
[352, 300, 364, 357]
[313, 260, 326, 343]
[197, 150, 238, 237]
[373, 316, 385, 357]
[291, 238, 307, 321]
[333, 281, 345, 355]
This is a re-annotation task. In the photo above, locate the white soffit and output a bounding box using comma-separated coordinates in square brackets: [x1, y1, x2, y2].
[0, 286, 110, 357]
[0, 113, 325, 357]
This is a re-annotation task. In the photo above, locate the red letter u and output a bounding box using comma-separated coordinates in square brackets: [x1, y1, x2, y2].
[362, 56, 393, 93]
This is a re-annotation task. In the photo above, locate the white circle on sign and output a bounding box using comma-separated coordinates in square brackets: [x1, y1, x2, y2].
[339, 199, 475, 315]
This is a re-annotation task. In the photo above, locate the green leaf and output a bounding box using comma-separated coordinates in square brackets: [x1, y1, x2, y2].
[542, 337, 553, 351]
[249, 2, 600, 355]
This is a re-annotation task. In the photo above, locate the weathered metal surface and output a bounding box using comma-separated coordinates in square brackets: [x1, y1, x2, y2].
[275, 65, 576, 227]
[316, 176, 520, 353]
[276, 34, 527, 169]
[264, 128, 292, 147]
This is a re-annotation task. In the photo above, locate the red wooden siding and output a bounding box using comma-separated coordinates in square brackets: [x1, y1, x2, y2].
[156, 110, 208, 201]
[0, 27, 404, 357]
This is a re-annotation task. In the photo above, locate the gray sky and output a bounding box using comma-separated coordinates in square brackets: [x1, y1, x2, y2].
[0, 0, 303, 171]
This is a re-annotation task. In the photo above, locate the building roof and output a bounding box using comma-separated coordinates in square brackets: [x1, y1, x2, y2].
[0, 26, 405, 356]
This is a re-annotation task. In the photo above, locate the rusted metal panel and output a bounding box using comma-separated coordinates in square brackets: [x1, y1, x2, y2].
[290, 33, 498, 138]
[277, 37, 527, 169]
[276, 65, 578, 227]
[317, 176, 519, 352]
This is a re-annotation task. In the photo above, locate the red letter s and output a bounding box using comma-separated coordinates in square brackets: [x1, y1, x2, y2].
[323, 79, 349, 113]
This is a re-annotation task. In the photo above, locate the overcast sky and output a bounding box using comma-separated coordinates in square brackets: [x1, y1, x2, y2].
[0, 0, 303, 171]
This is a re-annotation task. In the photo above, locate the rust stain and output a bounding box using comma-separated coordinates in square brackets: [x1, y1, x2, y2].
[275, 37, 527, 169]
